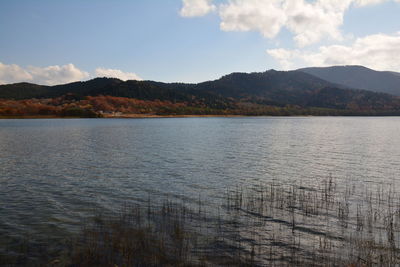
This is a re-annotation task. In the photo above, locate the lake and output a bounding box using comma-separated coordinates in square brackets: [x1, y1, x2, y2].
[1, 117, 400, 264]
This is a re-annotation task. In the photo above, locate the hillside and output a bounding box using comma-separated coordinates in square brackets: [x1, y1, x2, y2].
[194, 70, 342, 106]
[1, 69, 400, 117]
[298, 65, 400, 96]
[0, 70, 341, 106]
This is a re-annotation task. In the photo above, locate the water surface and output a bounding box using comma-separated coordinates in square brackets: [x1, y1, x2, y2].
[1, 117, 400, 258]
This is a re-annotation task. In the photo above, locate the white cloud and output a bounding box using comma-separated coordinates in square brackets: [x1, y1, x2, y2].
[0, 63, 143, 85]
[182, 0, 398, 46]
[180, 0, 216, 17]
[283, 0, 350, 47]
[0, 62, 33, 85]
[267, 48, 297, 70]
[219, 0, 286, 39]
[267, 33, 400, 71]
[95, 68, 142, 81]
[0, 63, 89, 85]
[27, 64, 89, 85]
[353, 0, 389, 6]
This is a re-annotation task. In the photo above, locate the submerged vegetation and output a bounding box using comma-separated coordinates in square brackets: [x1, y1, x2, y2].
[2, 177, 400, 266]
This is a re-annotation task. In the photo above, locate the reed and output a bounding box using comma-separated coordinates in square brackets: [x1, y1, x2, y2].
[222, 178, 400, 266]
[3, 177, 400, 266]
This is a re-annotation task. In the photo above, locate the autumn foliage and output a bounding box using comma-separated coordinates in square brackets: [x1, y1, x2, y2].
[2, 93, 400, 118]
[0, 95, 226, 117]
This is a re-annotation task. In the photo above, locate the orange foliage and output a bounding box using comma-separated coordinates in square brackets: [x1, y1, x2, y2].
[86, 95, 187, 114]
[0, 95, 190, 117]
[0, 99, 60, 115]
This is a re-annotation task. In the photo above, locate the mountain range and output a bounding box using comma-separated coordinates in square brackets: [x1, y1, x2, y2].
[1, 65, 400, 117]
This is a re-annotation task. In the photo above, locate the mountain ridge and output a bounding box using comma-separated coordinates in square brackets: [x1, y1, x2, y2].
[1, 68, 400, 116]
[298, 65, 400, 96]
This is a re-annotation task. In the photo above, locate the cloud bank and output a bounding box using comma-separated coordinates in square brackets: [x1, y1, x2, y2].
[28, 64, 90, 85]
[0, 63, 89, 85]
[0, 63, 142, 85]
[0, 63, 33, 85]
[267, 33, 400, 71]
[95, 68, 142, 81]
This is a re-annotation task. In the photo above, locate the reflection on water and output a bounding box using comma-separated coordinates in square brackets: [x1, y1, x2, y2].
[1, 117, 400, 262]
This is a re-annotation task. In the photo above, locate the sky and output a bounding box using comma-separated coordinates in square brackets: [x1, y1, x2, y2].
[1, 0, 400, 85]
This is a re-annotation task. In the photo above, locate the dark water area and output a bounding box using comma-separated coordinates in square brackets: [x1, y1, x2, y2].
[1, 117, 400, 264]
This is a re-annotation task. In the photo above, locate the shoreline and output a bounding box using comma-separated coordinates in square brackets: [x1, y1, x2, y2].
[1, 114, 399, 119]
[0, 114, 248, 119]
[103, 114, 247, 118]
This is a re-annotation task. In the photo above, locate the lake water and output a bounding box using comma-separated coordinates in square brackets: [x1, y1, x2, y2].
[1, 117, 400, 262]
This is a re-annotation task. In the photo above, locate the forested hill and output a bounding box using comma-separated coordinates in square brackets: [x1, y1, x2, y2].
[0, 70, 347, 105]
[194, 70, 344, 106]
[1, 69, 400, 116]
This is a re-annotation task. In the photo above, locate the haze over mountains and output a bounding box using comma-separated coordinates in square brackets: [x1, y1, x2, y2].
[1, 65, 400, 116]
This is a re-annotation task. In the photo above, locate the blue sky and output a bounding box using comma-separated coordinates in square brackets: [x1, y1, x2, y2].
[1, 0, 400, 85]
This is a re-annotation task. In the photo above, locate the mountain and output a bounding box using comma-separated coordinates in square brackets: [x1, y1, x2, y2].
[0, 82, 50, 99]
[194, 70, 341, 106]
[0, 70, 338, 105]
[0, 78, 232, 109]
[298, 65, 400, 96]
[0, 70, 345, 108]
[1, 69, 400, 116]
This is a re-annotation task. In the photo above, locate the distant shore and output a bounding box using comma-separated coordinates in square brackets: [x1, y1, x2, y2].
[103, 113, 247, 118]
[0, 114, 248, 119]
[1, 113, 399, 119]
